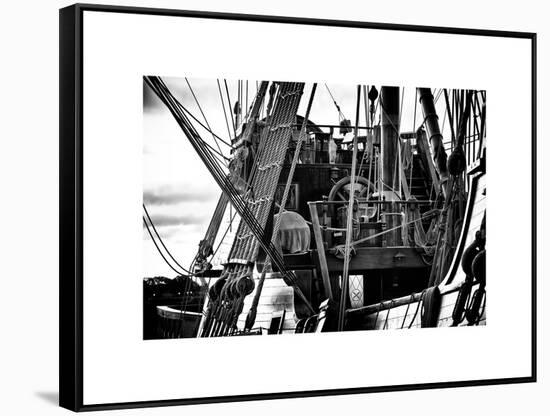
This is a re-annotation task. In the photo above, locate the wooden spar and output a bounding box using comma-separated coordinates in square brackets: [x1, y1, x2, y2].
[237, 81, 269, 146]
[308, 203, 333, 301]
[416, 129, 441, 191]
[418, 88, 449, 193]
[399, 164, 411, 200]
[337, 85, 362, 331]
[347, 291, 424, 317]
[380, 86, 402, 246]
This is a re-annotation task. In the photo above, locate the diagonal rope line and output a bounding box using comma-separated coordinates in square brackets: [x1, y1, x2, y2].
[143, 203, 193, 275]
[224, 79, 237, 137]
[185, 78, 228, 156]
[325, 83, 347, 121]
[217, 79, 233, 141]
[143, 215, 188, 276]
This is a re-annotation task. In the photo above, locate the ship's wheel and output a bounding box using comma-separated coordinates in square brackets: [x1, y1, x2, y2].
[328, 175, 378, 220]
[328, 175, 375, 202]
[327, 175, 376, 309]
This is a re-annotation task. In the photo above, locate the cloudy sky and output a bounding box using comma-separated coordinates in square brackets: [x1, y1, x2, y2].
[142, 77, 455, 278]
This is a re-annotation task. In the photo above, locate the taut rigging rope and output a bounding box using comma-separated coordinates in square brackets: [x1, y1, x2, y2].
[185, 77, 225, 156]
[143, 215, 189, 277]
[142, 203, 193, 276]
[224, 79, 237, 137]
[217, 79, 233, 141]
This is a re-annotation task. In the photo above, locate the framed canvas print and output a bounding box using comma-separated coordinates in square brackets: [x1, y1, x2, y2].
[59, 3, 537, 411]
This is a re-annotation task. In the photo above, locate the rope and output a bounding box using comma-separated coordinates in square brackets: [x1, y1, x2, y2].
[224, 79, 237, 137]
[217, 79, 233, 141]
[400, 295, 413, 329]
[142, 215, 189, 276]
[324, 83, 347, 121]
[337, 85, 362, 331]
[144, 81, 230, 164]
[356, 84, 380, 199]
[174, 97, 232, 149]
[382, 299, 394, 329]
[407, 290, 425, 329]
[142, 203, 194, 276]
[185, 78, 227, 156]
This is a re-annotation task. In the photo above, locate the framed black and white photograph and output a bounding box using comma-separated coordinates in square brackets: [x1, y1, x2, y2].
[59, 3, 537, 411]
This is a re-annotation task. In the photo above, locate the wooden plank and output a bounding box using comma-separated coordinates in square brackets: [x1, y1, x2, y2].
[318, 247, 429, 272]
[308, 202, 333, 300]
[283, 252, 314, 269]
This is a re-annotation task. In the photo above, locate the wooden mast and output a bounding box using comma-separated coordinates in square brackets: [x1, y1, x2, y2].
[380, 86, 402, 247]
[418, 88, 449, 193]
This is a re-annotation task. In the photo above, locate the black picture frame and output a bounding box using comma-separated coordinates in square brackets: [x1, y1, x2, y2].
[59, 3, 537, 412]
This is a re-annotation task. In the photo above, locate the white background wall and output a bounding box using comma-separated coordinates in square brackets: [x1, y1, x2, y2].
[0, 0, 547, 414]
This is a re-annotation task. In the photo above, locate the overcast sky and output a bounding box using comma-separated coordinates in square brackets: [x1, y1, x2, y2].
[142, 77, 455, 278]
